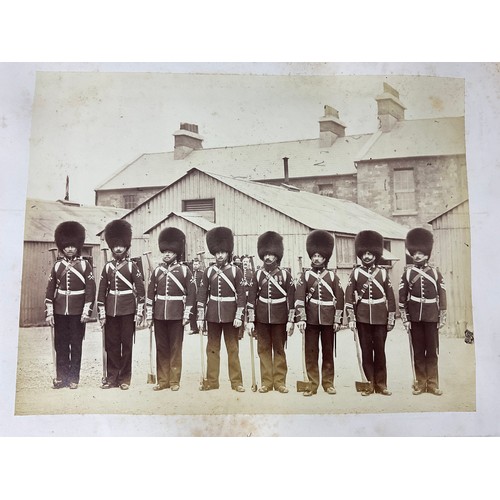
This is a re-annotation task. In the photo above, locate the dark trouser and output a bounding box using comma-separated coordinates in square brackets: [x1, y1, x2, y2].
[54, 314, 86, 384]
[305, 324, 335, 392]
[104, 314, 135, 386]
[410, 321, 439, 391]
[357, 322, 388, 392]
[189, 309, 199, 333]
[154, 319, 184, 387]
[256, 322, 288, 390]
[206, 322, 243, 389]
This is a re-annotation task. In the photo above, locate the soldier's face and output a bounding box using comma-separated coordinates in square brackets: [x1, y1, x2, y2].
[362, 251, 376, 265]
[215, 251, 228, 264]
[162, 250, 177, 264]
[63, 246, 77, 258]
[193, 261, 200, 270]
[311, 253, 326, 266]
[412, 251, 428, 264]
[242, 257, 250, 269]
[264, 254, 277, 264]
[112, 246, 126, 258]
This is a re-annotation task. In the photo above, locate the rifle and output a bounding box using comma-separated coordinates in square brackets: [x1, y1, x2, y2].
[295, 255, 312, 392]
[47, 248, 59, 386]
[248, 255, 258, 392]
[143, 250, 157, 384]
[100, 248, 109, 383]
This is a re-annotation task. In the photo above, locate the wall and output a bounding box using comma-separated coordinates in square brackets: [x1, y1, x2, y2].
[356, 155, 468, 228]
[260, 174, 358, 202]
[430, 201, 473, 338]
[96, 187, 163, 209]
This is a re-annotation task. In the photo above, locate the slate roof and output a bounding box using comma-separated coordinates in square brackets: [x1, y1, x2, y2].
[95, 135, 369, 191]
[357, 117, 465, 161]
[95, 116, 465, 193]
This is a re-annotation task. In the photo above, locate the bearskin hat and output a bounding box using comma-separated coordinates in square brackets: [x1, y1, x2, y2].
[206, 226, 234, 255]
[406, 228, 433, 257]
[257, 231, 284, 262]
[158, 227, 185, 258]
[306, 230, 334, 262]
[104, 219, 132, 250]
[54, 221, 85, 252]
[355, 230, 384, 262]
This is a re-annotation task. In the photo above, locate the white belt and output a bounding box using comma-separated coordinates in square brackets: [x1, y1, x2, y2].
[309, 298, 335, 306]
[109, 289, 134, 296]
[156, 294, 185, 301]
[410, 295, 437, 304]
[360, 297, 386, 305]
[259, 296, 286, 304]
[210, 295, 235, 302]
[57, 289, 84, 296]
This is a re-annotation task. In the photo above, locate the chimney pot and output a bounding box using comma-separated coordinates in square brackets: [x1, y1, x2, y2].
[375, 83, 406, 132]
[319, 105, 346, 147]
[173, 122, 203, 159]
[283, 157, 290, 184]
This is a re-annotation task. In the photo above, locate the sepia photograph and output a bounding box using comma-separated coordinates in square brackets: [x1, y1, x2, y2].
[7, 65, 480, 433]
[2, 59, 500, 443]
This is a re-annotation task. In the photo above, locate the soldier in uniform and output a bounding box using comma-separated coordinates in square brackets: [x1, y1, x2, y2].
[196, 227, 246, 392]
[97, 220, 145, 390]
[399, 228, 447, 396]
[45, 221, 96, 389]
[188, 258, 203, 335]
[345, 230, 396, 396]
[295, 230, 344, 397]
[145, 227, 196, 391]
[246, 231, 295, 394]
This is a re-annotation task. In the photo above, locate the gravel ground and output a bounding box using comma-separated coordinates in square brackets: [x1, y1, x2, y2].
[15, 321, 476, 422]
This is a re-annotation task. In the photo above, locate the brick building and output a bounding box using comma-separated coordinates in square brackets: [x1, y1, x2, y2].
[94, 83, 467, 231]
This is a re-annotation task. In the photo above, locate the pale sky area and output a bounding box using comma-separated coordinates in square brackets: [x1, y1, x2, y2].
[26, 66, 466, 205]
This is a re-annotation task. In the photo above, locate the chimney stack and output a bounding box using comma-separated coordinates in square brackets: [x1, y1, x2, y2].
[283, 157, 289, 184]
[318, 105, 346, 147]
[173, 122, 203, 160]
[375, 83, 406, 132]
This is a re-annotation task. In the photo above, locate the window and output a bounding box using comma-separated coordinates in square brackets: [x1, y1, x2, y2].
[182, 198, 215, 222]
[393, 169, 416, 212]
[123, 194, 137, 210]
[318, 183, 334, 197]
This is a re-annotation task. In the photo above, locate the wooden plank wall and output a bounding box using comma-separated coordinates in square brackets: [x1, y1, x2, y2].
[430, 201, 473, 337]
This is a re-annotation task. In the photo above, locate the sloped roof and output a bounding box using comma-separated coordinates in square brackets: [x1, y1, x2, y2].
[144, 211, 218, 234]
[427, 198, 469, 223]
[358, 117, 465, 161]
[200, 171, 409, 239]
[95, 135, 369, 191]
[24, 199, 129, 243]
